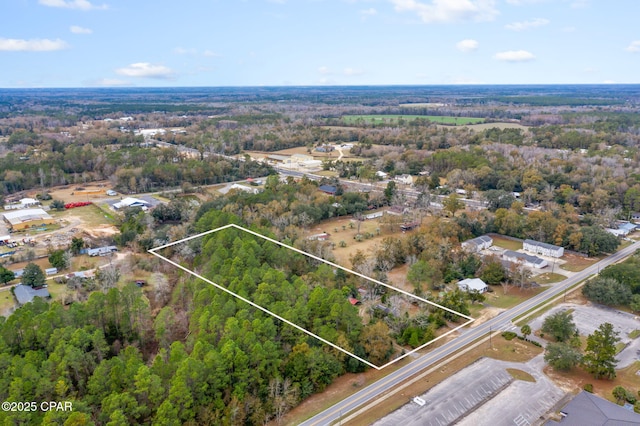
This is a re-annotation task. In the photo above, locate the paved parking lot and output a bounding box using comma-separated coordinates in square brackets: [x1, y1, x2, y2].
[373, 356, 566, 426]
[529, 303, 640, 368]
[457, 357, 565, 426]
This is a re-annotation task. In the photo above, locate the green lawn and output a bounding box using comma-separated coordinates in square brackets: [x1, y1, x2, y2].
[486, 287, 545, 309]
[491, 236, 523, 251]
[0, 291, 16, 315]
[628, 329, 640, 339]
[342, 115, 484, 125]
[535, 272, 567, 284]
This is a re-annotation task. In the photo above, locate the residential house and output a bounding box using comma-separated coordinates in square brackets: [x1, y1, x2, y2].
[394, 174, 414, 185]
[461, 235, 493, 253]
[502, 250, 548, 269]
[13, 284, 50, 306]
[523, 239, 564, 258]
[457, 278, 489, 293]
[318, 185, 338, 195]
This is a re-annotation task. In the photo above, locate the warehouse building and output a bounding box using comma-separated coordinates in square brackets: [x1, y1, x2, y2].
[2, 208, 55, 231]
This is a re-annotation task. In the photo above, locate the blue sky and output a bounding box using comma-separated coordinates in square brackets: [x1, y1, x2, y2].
[1, 0, 638, 87]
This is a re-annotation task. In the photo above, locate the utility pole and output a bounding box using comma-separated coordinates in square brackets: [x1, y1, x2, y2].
[489, 325, 493, 349]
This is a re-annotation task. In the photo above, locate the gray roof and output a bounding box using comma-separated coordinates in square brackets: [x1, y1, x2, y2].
[503, 250, 546, 265]
[545, 391, 640, 426]
[524, 239, 563, 251]
[619, 222, 637, 232]
[13, 284, 50, 305]
[463, 235, 493, 246]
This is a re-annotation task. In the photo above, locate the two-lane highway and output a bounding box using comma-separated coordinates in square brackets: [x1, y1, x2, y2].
[301, 240, 640, 425]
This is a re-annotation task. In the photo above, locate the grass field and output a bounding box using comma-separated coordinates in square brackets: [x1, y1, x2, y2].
[491, 235, 523, 251]
[52, 203, 115, 227]
[0, 291, 16, 316]
[342, 115, 485, 126]
[535, 272, 567, 284]
[486, 286, 545, 309]
[560, 253, 597, 272]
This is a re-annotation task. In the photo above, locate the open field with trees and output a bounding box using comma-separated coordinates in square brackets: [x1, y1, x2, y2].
[3, 85, 640, 423]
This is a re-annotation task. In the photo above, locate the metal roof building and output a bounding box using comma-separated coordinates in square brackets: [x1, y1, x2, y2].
[13, 284, 50, 305]
[545, 391, 640, 426]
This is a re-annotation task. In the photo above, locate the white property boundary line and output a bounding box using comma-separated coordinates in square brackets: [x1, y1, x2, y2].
[149, 223, 474, 370]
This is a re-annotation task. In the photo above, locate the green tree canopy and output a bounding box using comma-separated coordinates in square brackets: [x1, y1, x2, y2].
[582, 277, 632, 306]
[22, 262, 46, 287]
[544, 342, 582, 371]
[541, 310, 577, 343]
[582, 322, 620, 380]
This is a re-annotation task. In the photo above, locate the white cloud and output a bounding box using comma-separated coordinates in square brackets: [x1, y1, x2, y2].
[344, 67, 365, 76]
[494, 50, 535, 62]
[625, 40, 640, 53]
[115, 63, 176, 79]
[390, 0, 498, 24]
[203, 50, 220, 57]
[94, 78, 130, 86]
[0, 38, 68, 51]
[318, 66, 332, 75]
[360, 7, 377, 16]
[505, 18, 549, 31]
[602, 80, 616, 84]
[39, 0, 108, 10]
[456, 39, 478, 52]
[70, 25, 92, 34]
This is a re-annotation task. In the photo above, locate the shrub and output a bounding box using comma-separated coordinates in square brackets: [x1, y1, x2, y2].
[583, 383, 593, 393]
[502, 331, 517, 341]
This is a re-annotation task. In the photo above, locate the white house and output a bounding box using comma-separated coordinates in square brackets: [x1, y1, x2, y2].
[502, 250, 548, 269]
[4, 197, 40, 210]
[113, 197, 150, 210]
[461, 235, 493, 252]
[457, 278, 489, 293]
[376, 171, 388, 179]
[394, 174, 414, 185]
[523, 239, 564, 258]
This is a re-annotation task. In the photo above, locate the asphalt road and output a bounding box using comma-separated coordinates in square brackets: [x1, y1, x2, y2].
[300, 240, 640, 426]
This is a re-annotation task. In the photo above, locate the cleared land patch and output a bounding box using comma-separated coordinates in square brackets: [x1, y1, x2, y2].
[150, 223, 473, 369]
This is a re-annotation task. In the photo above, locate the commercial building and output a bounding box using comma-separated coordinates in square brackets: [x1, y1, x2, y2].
[2, 208, 55, 231]
[523, 239, 564, 258]
[545, 391, 640, 426]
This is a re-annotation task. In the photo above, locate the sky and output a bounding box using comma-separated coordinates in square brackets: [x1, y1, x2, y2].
[0, 0, 639, 87]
